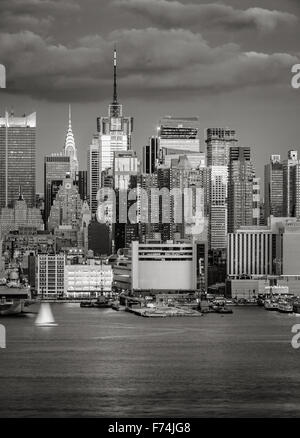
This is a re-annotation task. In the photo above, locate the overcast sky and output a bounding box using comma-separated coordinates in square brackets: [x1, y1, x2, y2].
[0, 0, 300, 192]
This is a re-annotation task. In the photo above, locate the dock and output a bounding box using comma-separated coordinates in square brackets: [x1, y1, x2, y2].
[126, 306, 202, 318]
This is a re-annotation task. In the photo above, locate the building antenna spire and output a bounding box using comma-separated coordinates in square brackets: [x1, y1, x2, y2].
[18, 185, 23, 200]
[68, 104, 72, 128]
[113, 44, 118, 104]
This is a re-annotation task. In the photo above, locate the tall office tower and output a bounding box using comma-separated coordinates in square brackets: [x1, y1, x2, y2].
[97, 48, 133, 172]
[283, 150, 300, 217]
[131, 173, 160, 243]
[87, 136, 100, 214]
[264, 155, 284, 221]
[252, 177, 261, 226]
[114, 150, 140, 190]
[44, 153, 70, 224]
[75, 170, 87, 201]
[205, 128, 237, 250]
[48, 173, 83, 231]
[111, 151, 140, 251]
[158, 116, 200, 163]
[207, 166, 228, 249]
[228, 147, 255, 233]
[0, 111, 36, 210]
[205, 128, 237, 166]
[143, 137, 159, 174]
[64, 105, 79, 178]
[170, 156, 208, 242]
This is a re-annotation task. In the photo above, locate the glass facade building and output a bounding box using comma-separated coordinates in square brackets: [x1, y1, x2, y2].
[0, 111, 36, 210]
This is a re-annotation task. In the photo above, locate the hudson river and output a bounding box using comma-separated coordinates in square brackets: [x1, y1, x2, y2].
[1, 304, 300, 417]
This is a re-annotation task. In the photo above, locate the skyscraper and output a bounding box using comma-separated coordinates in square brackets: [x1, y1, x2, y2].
[206, 128, 237, 167]
[97, 48, 133, 172]
[48, 173, 83, 232]
[87, 136, 100, 214]
[114, 150, 140, 190]
[44, 153, 71, 224]
[64, 105, 79, 178]
[207, 166, 228, 249]
[158, 117, 201, 165]
[252, 177, 261, 226]
[0, 111, 36, 210]
[264, 155, 284, 220]
[143, 137, 159, 174]
[283, 150, 300, 218]
[206, 128, 237, 249]
[75, 170, 87, 201]
[228, 146, 254, 233]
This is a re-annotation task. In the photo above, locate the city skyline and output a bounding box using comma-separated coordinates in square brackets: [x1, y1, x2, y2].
[0, 0, 300, 191]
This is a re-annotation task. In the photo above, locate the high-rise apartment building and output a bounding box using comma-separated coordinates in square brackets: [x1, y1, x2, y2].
[228, 146, 254, 233]
[0, 111, 36, 210]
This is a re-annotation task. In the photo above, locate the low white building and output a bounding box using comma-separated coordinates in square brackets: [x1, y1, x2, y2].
[64, 262, 113, 298]
[113, 240, 207, 295]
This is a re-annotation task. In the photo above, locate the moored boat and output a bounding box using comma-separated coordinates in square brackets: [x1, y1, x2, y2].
[80, 301, 95, 308]
[215, 306, 233, 314]
[293, 302, 300, 314]
[278, 301, 293, 313]
[93, 296, 112, 308]
[264, 299, 278, 311]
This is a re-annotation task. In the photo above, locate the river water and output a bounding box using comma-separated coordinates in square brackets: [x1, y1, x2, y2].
[0, 304, 300, 417]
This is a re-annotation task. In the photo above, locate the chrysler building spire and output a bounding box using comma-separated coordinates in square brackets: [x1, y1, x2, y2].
[64, 104, 79, 178]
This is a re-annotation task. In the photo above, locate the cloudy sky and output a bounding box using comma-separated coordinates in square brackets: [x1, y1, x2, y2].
[0, 0, 299, 192]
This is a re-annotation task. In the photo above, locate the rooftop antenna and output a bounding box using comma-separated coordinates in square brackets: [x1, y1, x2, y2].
[113, 44, 118, 104]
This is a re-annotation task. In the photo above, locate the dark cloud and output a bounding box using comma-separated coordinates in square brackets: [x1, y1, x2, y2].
[1, 27, 298, 102]
[0, 0, 80, 33]
[113, 0, 298, 32]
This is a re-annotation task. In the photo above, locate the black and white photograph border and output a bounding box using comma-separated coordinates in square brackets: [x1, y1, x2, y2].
[0, 0, 300, 426]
